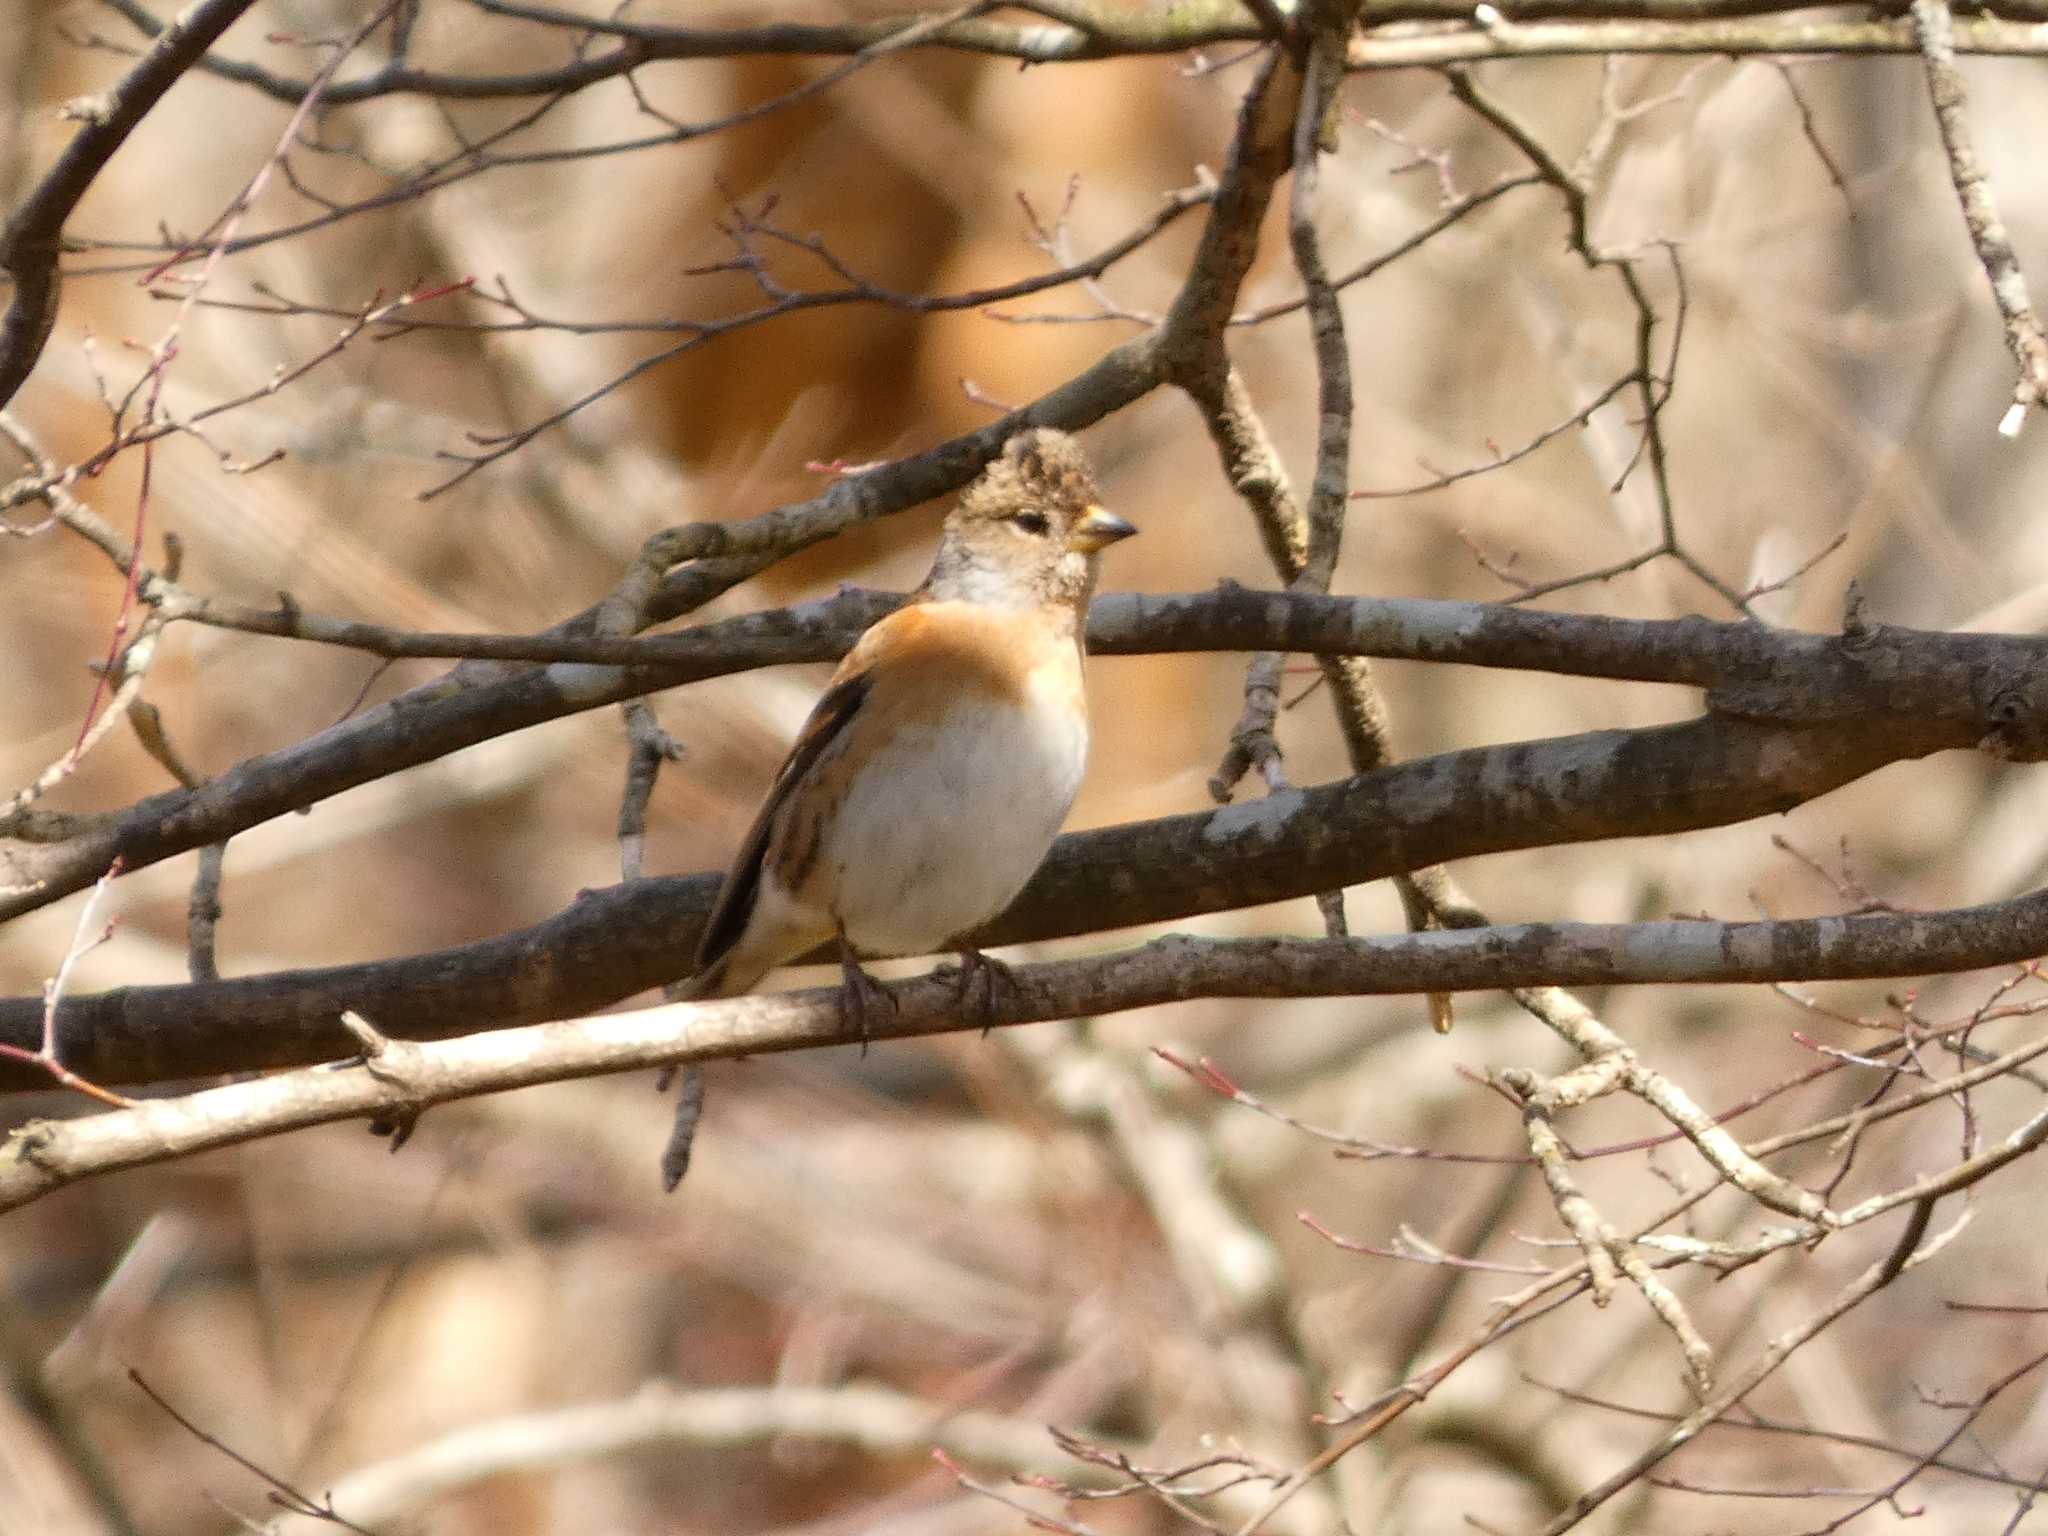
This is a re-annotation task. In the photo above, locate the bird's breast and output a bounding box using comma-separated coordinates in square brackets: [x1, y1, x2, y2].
[808, 644, 1089, 957]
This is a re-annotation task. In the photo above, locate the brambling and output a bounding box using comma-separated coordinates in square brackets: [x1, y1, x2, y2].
[686, 427, 1136, 1030]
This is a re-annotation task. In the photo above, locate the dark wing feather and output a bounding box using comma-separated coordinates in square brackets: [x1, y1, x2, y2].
[692, 670, 873, 979]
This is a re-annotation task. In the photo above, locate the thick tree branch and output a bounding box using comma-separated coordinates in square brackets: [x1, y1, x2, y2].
[88, 0, 2048, 108]
[8, 587, 2048, 921]
[1156, 48, 1300, 366]
[95, 0, 1270, 97]
[13, 898, 2048, 1212]
[0, 702, 2003, 1087]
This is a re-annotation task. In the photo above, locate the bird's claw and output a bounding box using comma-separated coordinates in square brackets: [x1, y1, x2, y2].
[838, 942, 897, 1055]
[948, 947, 1023, 1037]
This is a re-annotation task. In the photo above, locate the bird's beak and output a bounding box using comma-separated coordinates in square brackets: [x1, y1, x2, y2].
[1069, 504, 1137, 554]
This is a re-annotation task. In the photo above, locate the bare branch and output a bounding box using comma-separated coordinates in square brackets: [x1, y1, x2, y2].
[16, 775, 2048, 1088]
[17, 911, 2048, 1213]
[1909, 0, 2048, 434]
[269, 1382, 1147, 1535]
[1348, 12, 2048, 69]
[1532, 1199, 1960, 1534]
[0, 0, 262, 410]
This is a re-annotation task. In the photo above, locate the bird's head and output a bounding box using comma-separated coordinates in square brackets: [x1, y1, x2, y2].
[925, 428, 1136, 610]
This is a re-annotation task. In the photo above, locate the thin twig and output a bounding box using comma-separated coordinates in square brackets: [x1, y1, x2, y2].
[1909, 0, 2048, 435]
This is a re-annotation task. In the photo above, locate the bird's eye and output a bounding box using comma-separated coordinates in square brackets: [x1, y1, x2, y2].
[1013, 511, 1051, 536]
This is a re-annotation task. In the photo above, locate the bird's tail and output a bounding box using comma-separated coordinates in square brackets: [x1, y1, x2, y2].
[674, 950, 774, 1003]
[659, 950, 777, 1191]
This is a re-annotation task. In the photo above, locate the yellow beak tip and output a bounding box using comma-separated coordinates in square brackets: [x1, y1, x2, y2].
[1072, 505, 1138, 552]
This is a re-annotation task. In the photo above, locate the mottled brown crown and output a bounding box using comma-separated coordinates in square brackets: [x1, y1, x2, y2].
[954, 427, 1103, 529]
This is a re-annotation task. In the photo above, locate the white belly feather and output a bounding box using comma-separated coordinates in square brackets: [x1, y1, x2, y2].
[820, 662, 1087, 957]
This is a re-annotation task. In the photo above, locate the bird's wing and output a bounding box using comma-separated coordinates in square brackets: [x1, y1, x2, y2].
[692, 599, 1034, 989]
[692, 663, 874, 982]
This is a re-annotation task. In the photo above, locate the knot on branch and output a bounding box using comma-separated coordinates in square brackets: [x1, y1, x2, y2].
[1839, 579, 1872, 643]
[5, 1119, 57, 1171]
[342, 1010, 429, 1148]
[1976, 683, 2048, 760]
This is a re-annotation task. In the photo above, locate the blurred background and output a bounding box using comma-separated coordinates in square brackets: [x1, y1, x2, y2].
[6, 2, 2048, 1531]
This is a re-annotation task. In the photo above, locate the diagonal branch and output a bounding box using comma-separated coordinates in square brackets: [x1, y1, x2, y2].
[0, 0, 262, 411]
[1909, 0, 2048, 434]
[3, 34, 1312, 910]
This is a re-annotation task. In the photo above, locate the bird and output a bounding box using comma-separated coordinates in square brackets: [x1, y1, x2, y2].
[685, 426, 1136, 1034]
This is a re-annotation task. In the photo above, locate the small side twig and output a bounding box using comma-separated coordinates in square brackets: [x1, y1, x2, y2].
[1, 858, 133, 1106]
[613, 697, 706, 1187]
[1208, 650, 1286, 802]
[617, 699, 685, 884]
[128, 697, 226, 982]
[128, 1369, 382, 1535]
[1531, 1198, 1957, 1535]
[1497, 1064, 1716, 1395]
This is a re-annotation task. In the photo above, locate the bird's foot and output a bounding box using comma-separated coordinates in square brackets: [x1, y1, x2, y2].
[947, 947, 1023, 1037]
[838, 939, 897, 1055]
